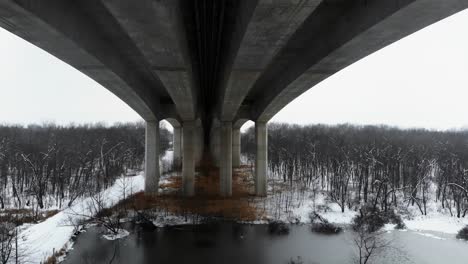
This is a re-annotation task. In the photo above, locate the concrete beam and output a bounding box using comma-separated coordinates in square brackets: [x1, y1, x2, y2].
[0, 0, 171, 121]
[220, 122, 233, 197]
[101, 0, 197, 121]
[182, 121, 196, 196]
[232, 127, 241, 167]
[145, 121, 160, 194]
[219, 0, 322, 121]
[249, 0, 468, 121]
[255, 121, 268, 196]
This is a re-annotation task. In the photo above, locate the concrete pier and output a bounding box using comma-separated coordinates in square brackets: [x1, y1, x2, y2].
[232, 127, 241, 167]
[255, 122, 268, 196]
[145, 121, 160, 194]
[2, 1, 461, 198]
[210, 124, 221, 166]
[182, 121, 195, 196]
[173, 126, 182, 168]
[194, 123, 204, 166]
[220, 122, 232, 197]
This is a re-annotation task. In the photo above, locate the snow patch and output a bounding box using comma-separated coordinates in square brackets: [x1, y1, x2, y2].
[414, 232, 446, 240]
[288, 193, 357, 225]
[102, 229, 130, 241]
[17, 174, 145, 263]
[404, 215, 468, 234]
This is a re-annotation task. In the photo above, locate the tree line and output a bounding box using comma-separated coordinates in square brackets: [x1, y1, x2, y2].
[242, 123, 468, 218]
[0, 122, 171, 211]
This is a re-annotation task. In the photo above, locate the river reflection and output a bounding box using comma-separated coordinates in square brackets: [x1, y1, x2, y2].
[62, 222, 468, 264]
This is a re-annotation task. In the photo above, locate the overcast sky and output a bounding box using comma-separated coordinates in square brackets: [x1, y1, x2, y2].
[0, 9, 468, 130]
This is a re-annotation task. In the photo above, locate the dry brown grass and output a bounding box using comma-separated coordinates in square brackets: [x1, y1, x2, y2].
[43, 246, 67, 264]
[118, 161, 266, 221]
[0, 208, 59, 225]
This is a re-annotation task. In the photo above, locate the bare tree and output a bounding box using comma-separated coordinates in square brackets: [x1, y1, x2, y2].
[353, 228, 390, 264]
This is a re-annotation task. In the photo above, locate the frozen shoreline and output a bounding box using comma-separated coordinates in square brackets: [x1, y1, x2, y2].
[14, 174, 468, 263]
[284, 193, 468, 235]
[16, 174, 145, 263]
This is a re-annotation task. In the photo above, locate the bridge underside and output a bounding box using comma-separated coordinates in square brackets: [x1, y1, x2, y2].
[0, 0, 467, 196]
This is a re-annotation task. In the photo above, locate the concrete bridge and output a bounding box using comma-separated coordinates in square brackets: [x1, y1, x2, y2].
[1, 0, 466, 197]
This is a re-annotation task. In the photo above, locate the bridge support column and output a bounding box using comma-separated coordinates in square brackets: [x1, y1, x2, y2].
[255, 121, 268, 196]
[182, 121, 195, 196]
[232, 127, 241, 167]
[173, 126, 182, 168]
[210, 125, 221, 166]
[194, 123, 204, 165]
[145, 120, 160, 194]
[220, 122, 233, 197]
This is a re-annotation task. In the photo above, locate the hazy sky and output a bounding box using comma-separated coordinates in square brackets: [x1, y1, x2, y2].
[1, 9, 468, 130]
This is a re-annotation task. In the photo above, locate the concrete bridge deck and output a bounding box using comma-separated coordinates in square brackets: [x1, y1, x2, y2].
[0, 0, 466, 197]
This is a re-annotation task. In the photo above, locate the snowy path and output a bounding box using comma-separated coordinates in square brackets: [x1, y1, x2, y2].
[17, 174, 145, 263]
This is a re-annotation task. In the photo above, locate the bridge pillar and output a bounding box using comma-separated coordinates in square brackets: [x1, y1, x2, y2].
[255, 121, 268, 196]
[194, 123, 204, 165]
[173, 126, 182, 168]
[145, 120, 160, 194]
[232, 127, 241, 167]
[210, 124, 221, 166]
[182, 121, 196, 196]
[220, 121, 233, 197]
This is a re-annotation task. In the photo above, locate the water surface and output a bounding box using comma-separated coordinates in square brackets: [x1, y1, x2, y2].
[63, 222, 468, 264]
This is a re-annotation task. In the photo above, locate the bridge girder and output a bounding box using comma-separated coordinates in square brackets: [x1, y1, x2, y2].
[1, 0, 467, 196]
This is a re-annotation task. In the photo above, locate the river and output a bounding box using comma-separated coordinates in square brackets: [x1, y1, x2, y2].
[62, 222, 468, 264]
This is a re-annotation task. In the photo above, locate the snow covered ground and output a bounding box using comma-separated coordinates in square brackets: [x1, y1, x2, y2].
[13, 152, 468, 263]
[275, 189, 468, 235]
[16, 174, 145, 263]
[288, 193, 358, 225]
[14, 151, 176, 263]
[404, 210, 468, 235]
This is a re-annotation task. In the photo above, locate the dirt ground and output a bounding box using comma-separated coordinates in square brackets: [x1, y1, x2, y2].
[120, 159, 268, 222]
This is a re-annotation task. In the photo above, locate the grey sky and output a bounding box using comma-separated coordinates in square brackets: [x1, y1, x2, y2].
[0, 9, 468, 130]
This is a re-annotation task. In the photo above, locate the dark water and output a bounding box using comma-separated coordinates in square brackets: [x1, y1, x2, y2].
[63, 222, 468, 264]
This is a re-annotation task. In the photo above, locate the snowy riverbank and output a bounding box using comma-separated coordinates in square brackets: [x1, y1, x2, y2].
[15, 173, 468, 263]
[285, 191, 468, 235]
[17, 174, 145, 263]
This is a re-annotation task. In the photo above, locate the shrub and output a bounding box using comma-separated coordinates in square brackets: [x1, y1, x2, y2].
[352, 205, 406, 232]
[268, 221, 289, 235]
[395, 221, 406, 230]
[352, 205, 386, 233]
[309, 212, 343, 234]
[456, 226, 468, 240]
[380, 209, 406, 229]
[287, 256, 303, 264]
[311, 222, 343, 234]
[315, 204, 331, 213]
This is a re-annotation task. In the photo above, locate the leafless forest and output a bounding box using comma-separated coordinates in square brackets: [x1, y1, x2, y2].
[243, 124, 468, 218]
[0, 122, 171, 211]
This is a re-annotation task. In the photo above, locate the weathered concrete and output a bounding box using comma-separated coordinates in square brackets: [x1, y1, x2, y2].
[220, 122, 233, 197]
[182, 121, 195, 196]
[194, 122, 204, 165]
[3, 1, 466, 124]
[248, 0, 468, 121]
[173, 126, 182, 167]
[145, 121, 160, 194]
[219, 0, 322, 121]
[210, 123, 221, 166]
[2, 1, 467, 197]
[232, 128, 241, 167]
[255, 122, 268, 196]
